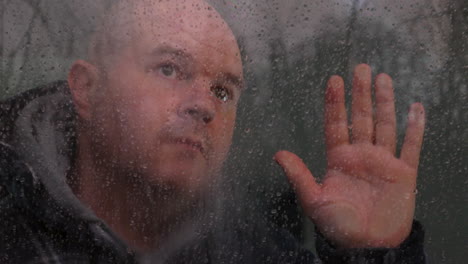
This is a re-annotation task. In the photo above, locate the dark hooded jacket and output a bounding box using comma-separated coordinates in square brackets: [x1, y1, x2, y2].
[0, 81, 426, 263]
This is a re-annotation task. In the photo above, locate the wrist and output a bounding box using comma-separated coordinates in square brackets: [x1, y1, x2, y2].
[316, 220, 426, 263]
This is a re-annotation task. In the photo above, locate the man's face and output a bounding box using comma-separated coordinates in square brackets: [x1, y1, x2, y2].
[88, 1, 244, 194]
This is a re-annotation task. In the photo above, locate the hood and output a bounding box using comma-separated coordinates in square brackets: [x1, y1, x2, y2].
[0, 81, 218, 262]
[0, 81, 136, 259]
[1, 81, 99, 224]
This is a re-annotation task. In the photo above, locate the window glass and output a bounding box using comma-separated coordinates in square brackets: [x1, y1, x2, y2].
[2, 0, 466, 263]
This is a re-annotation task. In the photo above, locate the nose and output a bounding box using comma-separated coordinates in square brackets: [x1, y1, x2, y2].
[178, 81, 215, 125]
[182, 104, 214, 124]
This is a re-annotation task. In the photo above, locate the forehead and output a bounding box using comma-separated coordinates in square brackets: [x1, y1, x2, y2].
[125, 0, 243, 75]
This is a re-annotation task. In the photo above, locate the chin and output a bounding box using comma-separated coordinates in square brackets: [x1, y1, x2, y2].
[134, 145, 224, 194]
[144, 161, 213, 193]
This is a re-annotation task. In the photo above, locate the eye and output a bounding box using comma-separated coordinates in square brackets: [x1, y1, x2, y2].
[158, 64, 177, 79]
[211, 85, 231, 102]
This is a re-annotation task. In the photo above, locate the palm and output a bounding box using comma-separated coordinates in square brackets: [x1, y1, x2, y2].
[313, 144, 416, 248]
[275, 64, 425, 248]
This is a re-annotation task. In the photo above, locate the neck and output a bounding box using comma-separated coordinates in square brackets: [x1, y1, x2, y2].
[70, 131, 201, 252]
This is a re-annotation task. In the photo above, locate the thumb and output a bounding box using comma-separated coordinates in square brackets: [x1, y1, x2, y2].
[274, 150, 322, 205]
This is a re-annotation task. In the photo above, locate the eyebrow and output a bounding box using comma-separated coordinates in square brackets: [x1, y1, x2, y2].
[217, 72, 245, 91]
[148, 45, 194, 62]
[149, 44, 245, 91]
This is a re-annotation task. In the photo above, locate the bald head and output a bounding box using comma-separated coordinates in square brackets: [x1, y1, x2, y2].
[88, 0, 238, 70]
[67, 0, 245, 249]
[69, 0, 244, 197]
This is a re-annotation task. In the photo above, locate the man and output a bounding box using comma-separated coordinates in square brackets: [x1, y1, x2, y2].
[0, 0, 426, 263]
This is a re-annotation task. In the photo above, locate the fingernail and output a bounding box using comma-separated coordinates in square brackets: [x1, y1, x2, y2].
[356, 64, 371, 79]
[409, 103, 424, 123]
[408, 111, 416, 122]
[329, 75, 342, 89]
[376, 74, 390, 88]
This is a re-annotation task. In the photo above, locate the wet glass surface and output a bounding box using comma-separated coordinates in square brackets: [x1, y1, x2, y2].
[2, 0, 467, 263]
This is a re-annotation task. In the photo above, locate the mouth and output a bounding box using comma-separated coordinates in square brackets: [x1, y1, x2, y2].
[171, 137, 206, 157]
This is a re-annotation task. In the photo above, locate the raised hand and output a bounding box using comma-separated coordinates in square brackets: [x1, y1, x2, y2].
[275, 64, 425, 248]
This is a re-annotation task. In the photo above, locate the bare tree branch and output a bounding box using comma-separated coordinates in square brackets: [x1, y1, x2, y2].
[4, 7, 39, 91]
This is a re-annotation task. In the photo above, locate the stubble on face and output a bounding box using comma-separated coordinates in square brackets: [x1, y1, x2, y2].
[87, 0, 244, 195]
[71, 0, 244, 251]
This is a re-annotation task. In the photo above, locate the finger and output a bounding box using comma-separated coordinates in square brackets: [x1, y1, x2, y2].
[274, 151, 321, 204]
[374, 73, 396, 153]
[351, 64, 373, 143]
[325, 75, 349, 151]
[400, 103, 425, 169]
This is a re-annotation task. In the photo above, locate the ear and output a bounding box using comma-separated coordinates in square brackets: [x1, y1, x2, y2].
[67, 60, 100, 121]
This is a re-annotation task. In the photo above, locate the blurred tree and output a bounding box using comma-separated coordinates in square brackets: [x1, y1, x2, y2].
[233, 1, 467, 261]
